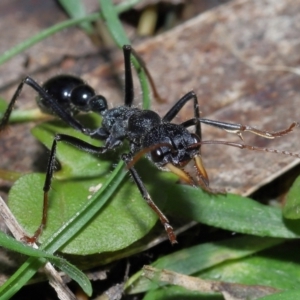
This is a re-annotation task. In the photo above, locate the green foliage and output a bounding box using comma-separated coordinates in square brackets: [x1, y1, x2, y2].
[0, 232, 92, 296]
[283, 176, 300, 219]
[1, 0, 300, 299]
[165, 185, 300, 238]
[58, 0, 94, 34]
[260, 290, 300, 300]
[127, 236, 284, 294]
[128, 237, 300, 299]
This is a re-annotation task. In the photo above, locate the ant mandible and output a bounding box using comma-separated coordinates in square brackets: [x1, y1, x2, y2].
[1, 45, 299, 245]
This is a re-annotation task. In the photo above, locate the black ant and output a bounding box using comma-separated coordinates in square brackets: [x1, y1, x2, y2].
[1, 45, 299, 245]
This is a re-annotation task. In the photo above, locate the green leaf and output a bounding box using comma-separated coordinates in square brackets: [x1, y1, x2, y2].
[260, 290, 300, 300]
[127, 236, 284, 294]
[165, 185, 300, 238]
[0, 157, 126, 298]
[140, 242, 300, 299]
[8, 118, 171, 254]
[199, 243, 300, 290]
[144, 286, 220, 300]
[0, 232, 92, 296]
[283, 176, 300, 219]
[0, 98, 7, 113]
[8, 171, 158, 254]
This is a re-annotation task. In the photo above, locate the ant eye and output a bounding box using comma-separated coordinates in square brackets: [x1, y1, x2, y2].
[191, 133, 200, 144]
[151, 147, 164, 163]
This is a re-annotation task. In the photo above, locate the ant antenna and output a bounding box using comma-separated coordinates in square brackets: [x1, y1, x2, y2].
[190, 140, 300, 159]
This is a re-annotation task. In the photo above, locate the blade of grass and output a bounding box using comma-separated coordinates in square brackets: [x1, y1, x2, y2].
[0, 232, 92, 296]
[283, 176, 300, 219]
[0, 169, 22, 182]
[58, 0, 94, 34]
[100, 0, 150, 109]
[260, 290, 300, 300]
[0, 0, 142, 65]
[0, 108, 51, 124]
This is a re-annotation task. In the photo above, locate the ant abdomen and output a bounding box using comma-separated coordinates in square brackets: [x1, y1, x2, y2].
[37, 74, 96, 115]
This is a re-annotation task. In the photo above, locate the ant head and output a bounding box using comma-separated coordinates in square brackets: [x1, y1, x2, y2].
[143, 123, 201, 169]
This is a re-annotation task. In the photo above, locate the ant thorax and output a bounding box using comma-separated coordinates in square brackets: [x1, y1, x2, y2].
[101, 106, 161, 151]
[101, 106, 138, 136]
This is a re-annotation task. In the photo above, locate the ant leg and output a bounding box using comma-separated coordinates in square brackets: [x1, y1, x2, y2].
[123, 45, 134, 107]
[122, 153, 177, 245]
[162, 91, 201, 138]
[24, 133, 107, 243]
[0, 79, 25, 131]
[123, 45, 166, 105]
[182, 118, 299, 140]
[0, 76, 91, 135]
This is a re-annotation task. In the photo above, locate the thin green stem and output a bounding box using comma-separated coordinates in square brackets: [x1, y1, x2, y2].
[0, 0, 142, 65]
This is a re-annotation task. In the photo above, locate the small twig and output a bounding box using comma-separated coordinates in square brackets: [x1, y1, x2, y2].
[142, 266, 280, 300]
